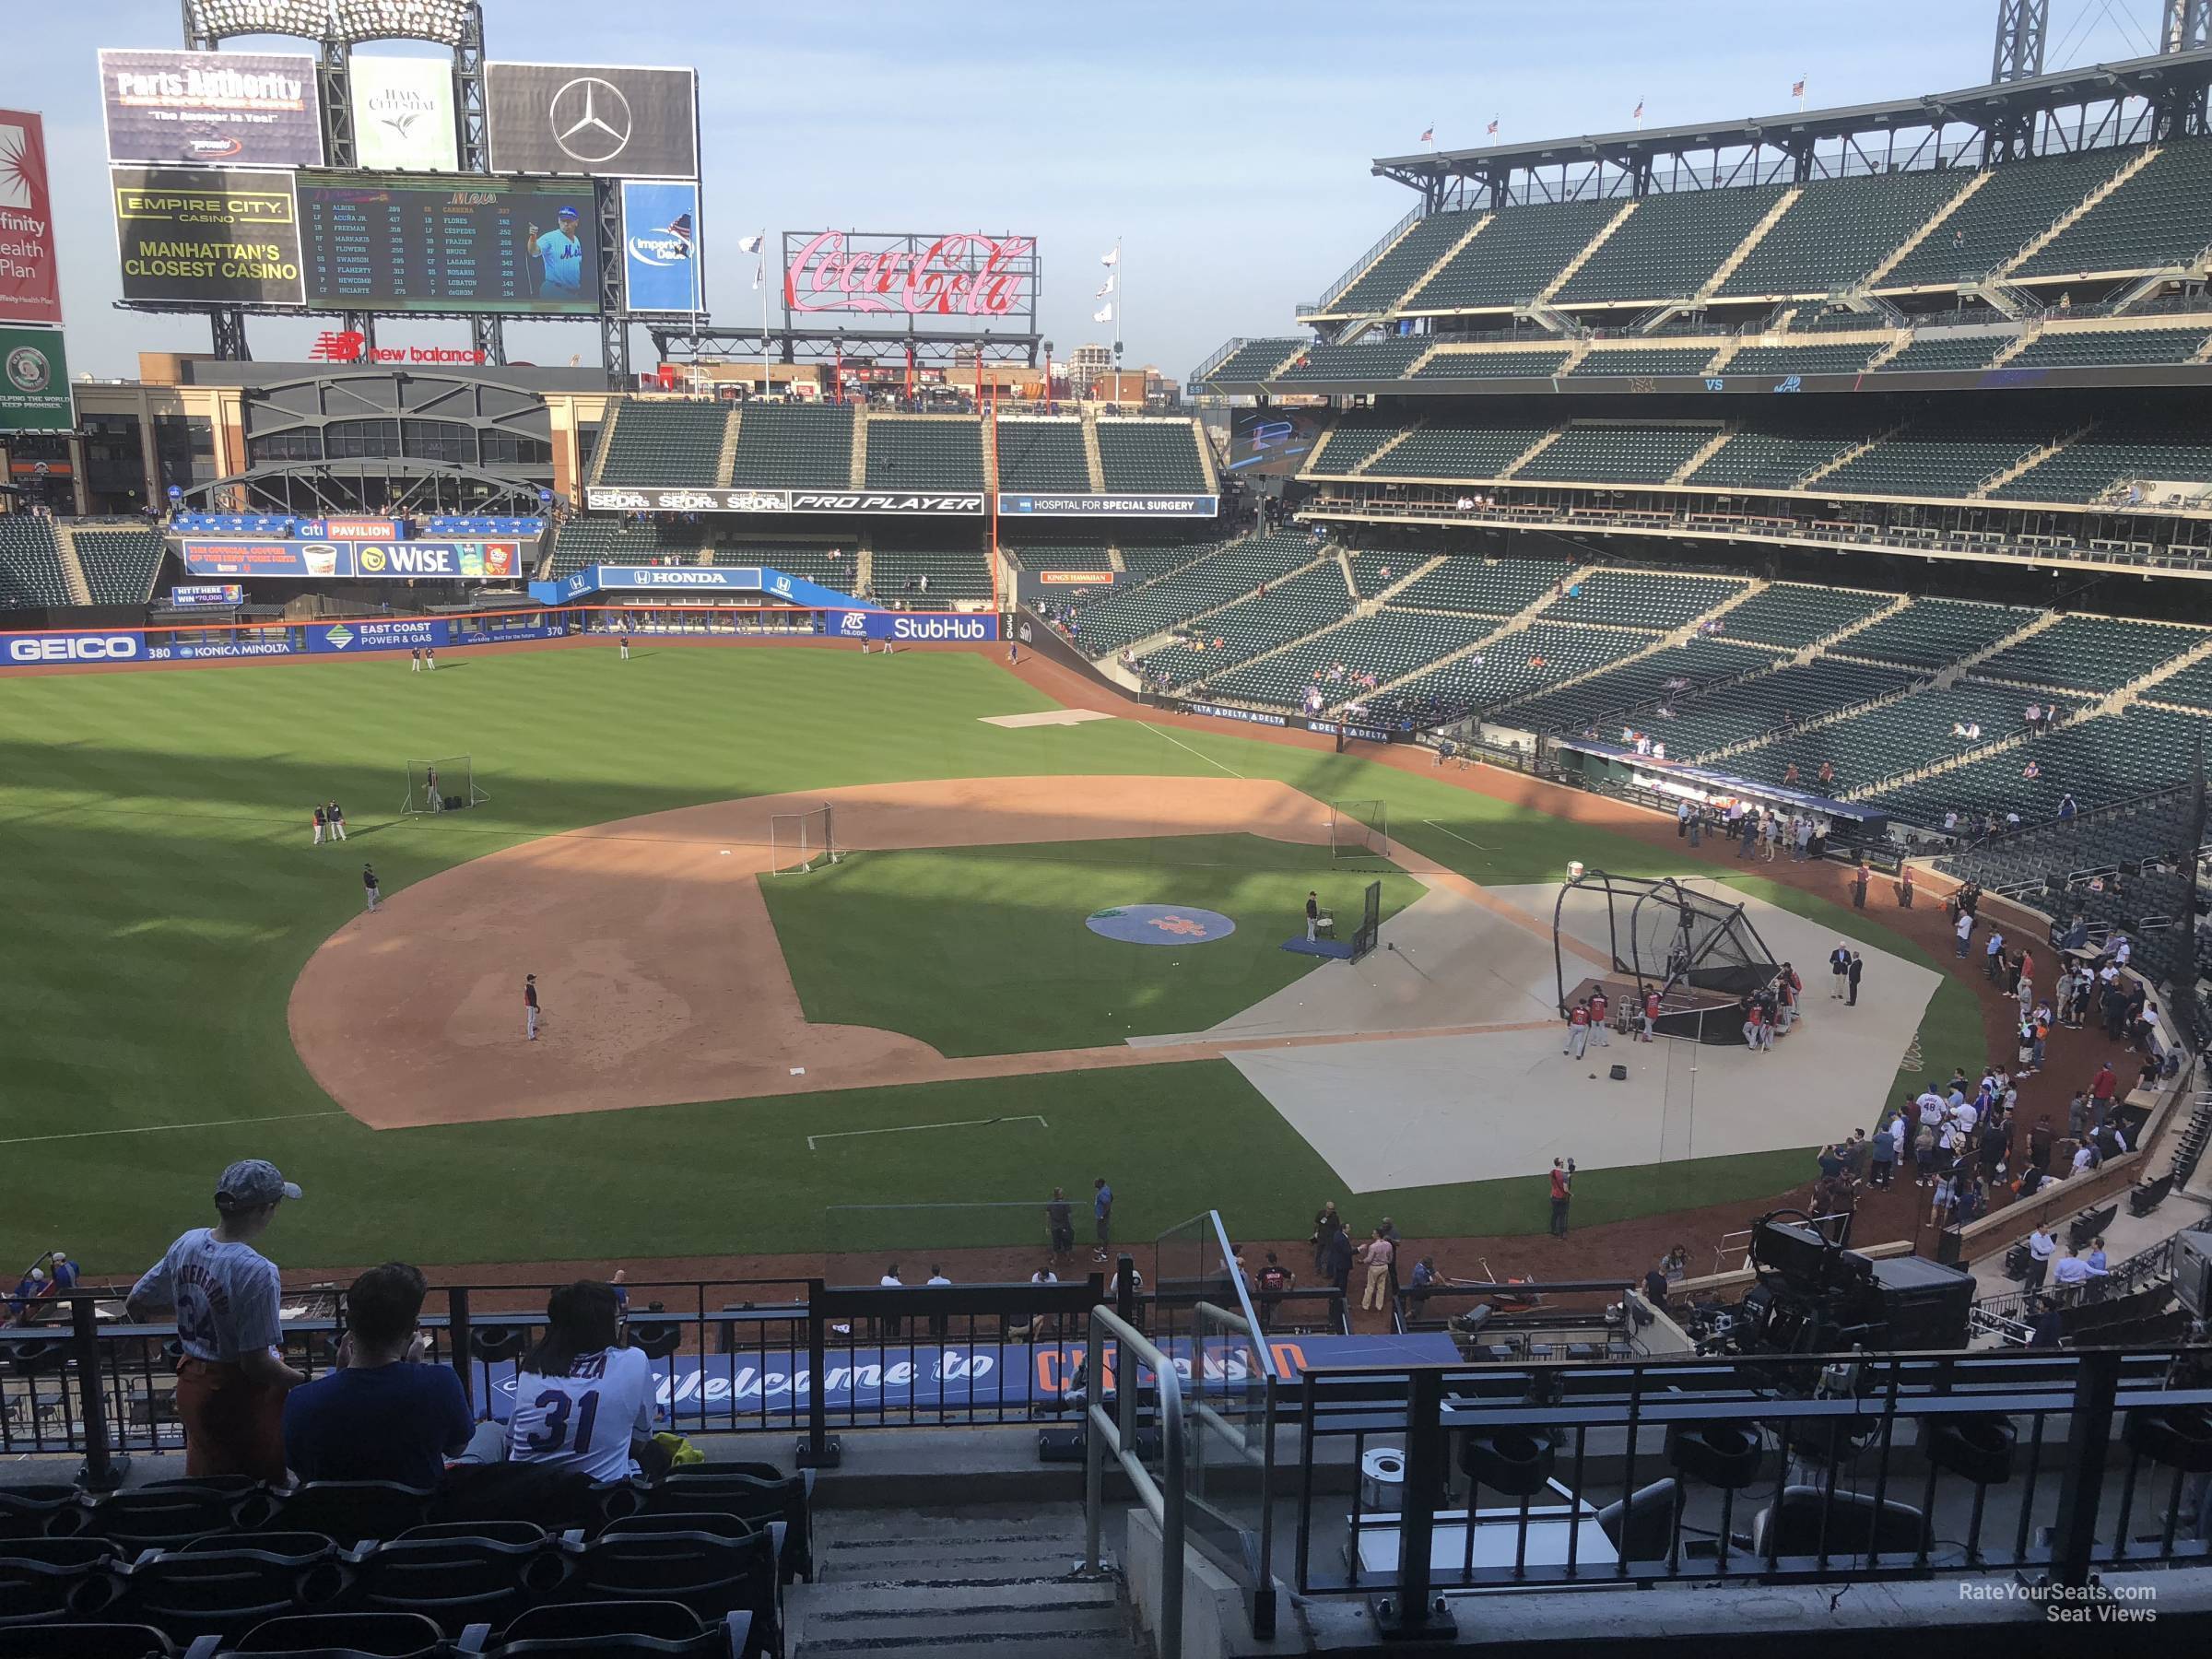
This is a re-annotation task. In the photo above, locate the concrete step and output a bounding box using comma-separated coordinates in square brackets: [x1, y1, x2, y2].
[790, 1506, 1143, 1657]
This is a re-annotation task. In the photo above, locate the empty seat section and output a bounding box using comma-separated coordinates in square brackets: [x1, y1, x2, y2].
[1994, 426, 2212, 503]
[596, 400, 732, 487]
[1719, 170, 1971, 296]
[547, 519, 703, 576]
[1687, 408, 1878, 489]
[1113, 531, 1223, 581]
[703, 544, 856, 588]
[0, 517, 74, 607]
[2015, 139, 2212, 279]
[1201, 338, 1306, 382]
[1545, 570, 1747, 629]
[1723, 340, 1880, 375]
[1410, 198, 1620, 310]
[1818, 415, 2053, 498]
[1414, 346, 1574, 378]
[2147, 653, 2212, 712]
[1503, 638, 1779, 732]
[1375, 620, 1649, 719]
[1515, 424, 1718, 484]
[864, 418, 982, 490]
[1065, 533, 1322, 656]
[1324, 209, 1485, 313]
[995, 420, 1091, 491]
[1731, 679, 2030, 791]
[1388, 553, 1571, 614]
[1275, 339, 1429, 382]
[1716, 582, 1891, 648]
[1136, 564, 1354, 687]
[1972, 615, 2208, 694]
[1869, 705, 2212, 824]
[2006, 326, 2211, 368]
[1095, 421, 1209, 491]
[1361, 418, 1551, 479]
[1877, 332, 2007, 371]
[1202, 607, 1498, 708]
[870, 539, 991, 603]
[1647, 658, 1912, 758]
[1309, 411, 1417, 474]
[726, 403, 853, 488]
[1880, 147, 2142, 288]
[1555, 183, 1790, 304]
[1837, 597, 2039, 668]
[1566, 344, 1721, 376]
[71, 528, 167, 604]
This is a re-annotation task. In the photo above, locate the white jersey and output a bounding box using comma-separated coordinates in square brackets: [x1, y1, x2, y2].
[507, 1345, 656, 1481]
[130, 1229, 281, 1363]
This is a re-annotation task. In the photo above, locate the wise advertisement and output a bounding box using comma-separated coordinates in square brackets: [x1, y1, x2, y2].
[180, 539, 521, 580]
[620, 180, 701, 313]
[0, 324, 71, 434]
[0, 110, 62, 325]
[98, 49, 324, 169]
[348, 55, 458, 172]
[112, 166, 303, 307]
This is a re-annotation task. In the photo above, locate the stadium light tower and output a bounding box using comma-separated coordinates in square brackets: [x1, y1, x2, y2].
[1986, 0, 2049, 162]
[2166, 0, 2212, 53]
[182, 0, 335, 44]
[333, 0, 470, 44]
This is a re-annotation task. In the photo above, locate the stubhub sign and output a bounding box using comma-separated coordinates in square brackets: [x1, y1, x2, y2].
[830, 610, 998, 641]
[6, 631, 145, 665]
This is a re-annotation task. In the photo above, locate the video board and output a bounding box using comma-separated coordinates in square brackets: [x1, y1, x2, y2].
[296, 172, 600, 314]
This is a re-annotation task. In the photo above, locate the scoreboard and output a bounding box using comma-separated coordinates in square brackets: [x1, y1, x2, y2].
[295, 172, 600, 315]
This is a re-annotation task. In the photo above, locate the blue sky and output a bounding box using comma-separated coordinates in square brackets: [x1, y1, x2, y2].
[17, 0, 2164, 381]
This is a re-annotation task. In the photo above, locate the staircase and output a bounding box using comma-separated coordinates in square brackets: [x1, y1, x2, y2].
[1080, 411, 1107, 492]
[1799, 591, 1912, 664]
[592, 399, 626, 488]
[1975, 422, 2094, 497]
[1794, 420, 1908, 488]
[786, 1505, 1138, 1659]
[1864, 171, 1991, 288]
[982, 415, 1001, 498]
[1537, 200, 1638, 303]
[1394, 214, 1494, 311]
[1498, 427, 1566, 479]
[1348, 418, 1427, 476]
[50, 526, 92, 606]
[716, 406, 743, 485]
[1863, 332, 1913, 370]
[2110, 627, 2212, 710]
[1336, 574, 1576, 712]
[1998, 146, 2162, 279]
[1668, 426, 1737, 484]
[1986, 321, 2040, 367]
[848, 408, 870, 489]
[1698, 186, 1802, 297]
[1190, 415, 1221, 494]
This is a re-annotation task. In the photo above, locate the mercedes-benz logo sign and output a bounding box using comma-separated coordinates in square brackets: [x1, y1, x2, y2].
[549, 76, 632, 165]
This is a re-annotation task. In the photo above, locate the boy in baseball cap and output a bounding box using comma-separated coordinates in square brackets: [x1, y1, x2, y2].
[126, 1159, 306, 1479]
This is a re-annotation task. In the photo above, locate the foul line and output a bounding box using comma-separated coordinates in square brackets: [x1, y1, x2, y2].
[0, 1111, 347, 1148]
[807, 1113, 1049, 1151]
[1422, 818, 1494, 853]
[1147, 723, 1247, 780]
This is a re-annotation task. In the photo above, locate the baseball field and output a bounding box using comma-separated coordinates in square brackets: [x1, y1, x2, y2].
[0, 641, 1984, 1273]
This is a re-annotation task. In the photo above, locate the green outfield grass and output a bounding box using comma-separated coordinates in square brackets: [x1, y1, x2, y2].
[758, 834, 1424, 1053]
[0, 645, 1971, 1272]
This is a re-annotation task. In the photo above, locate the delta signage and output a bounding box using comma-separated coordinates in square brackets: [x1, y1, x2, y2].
[583, 485, 982, 516]
[179, 539, 521, 580]
[998, 493, 1218, 518]
[783, 230, 1035, 320]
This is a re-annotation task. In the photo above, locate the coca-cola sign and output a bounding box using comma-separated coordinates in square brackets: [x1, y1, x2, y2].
[783, 229, 1037, 321]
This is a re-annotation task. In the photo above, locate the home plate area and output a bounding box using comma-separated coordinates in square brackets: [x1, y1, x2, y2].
[1132, 877, 1938, 1195]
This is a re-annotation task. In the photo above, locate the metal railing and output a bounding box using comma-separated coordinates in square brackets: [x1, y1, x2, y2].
[1973, 1215, 2212, 1328]
[1300, 203, 1428, 317]
[1280, 1346, 2212, 1632]
[1084, 1303, 1186, 1659]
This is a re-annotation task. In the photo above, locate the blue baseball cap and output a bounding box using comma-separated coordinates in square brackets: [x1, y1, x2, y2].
[217, 1159, 302, 1210]
[557, 206, 580, 220]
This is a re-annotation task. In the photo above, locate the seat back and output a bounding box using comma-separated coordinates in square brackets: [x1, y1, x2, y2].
[83, 1487, 239, 1551]
[271, 1484, 433, 1546]
[0, 1547, 124, 1628]
[0, 1488, 88, 1544]
[499, 1598, 740, 1656]
[228, 1608, 447, 1655]
[115, 1540, 350, 1641]
[571, 1527, 777, 1636]
[356, 1530, 570, 1635]
[0, 1621, 182, 1657]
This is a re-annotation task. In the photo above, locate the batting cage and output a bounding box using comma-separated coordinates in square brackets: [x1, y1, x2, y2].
[1328, 798, 1390, 862]
[1352, 879, 1383, 960]
[769, 805, 840, 875]
[400, 755, 489, 815]
[1553, 869, 1779, 1043]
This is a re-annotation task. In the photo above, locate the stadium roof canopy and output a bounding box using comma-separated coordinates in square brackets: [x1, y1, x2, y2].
[1371, 46, 2212, 202]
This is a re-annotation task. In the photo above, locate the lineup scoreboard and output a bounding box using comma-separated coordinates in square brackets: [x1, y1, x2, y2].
[298, 173, 600, 315]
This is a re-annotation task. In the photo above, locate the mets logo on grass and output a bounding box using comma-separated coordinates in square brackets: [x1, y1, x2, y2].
[1085, 905, 1237, 947]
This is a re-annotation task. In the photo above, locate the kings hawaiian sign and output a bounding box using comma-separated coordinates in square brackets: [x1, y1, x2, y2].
[783, 229, 1034, 319]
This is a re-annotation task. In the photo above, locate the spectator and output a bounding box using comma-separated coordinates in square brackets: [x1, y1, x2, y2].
[1045, 1187, 1074, 1263]
[1867, 1118, 1898, 1187]
[1093, 1176, 1114, 1264]
[126, 1159, 306, 1480]
[1320, 1223, 1354, 1305]
[1548, 1159, 1573, 1238]
[1359, 1228, 1395, 1312]
[1255, 1251, 1294, 1327]
[502, 1280, 666, 1480]
[284, 1263, 471, 1486]
[1847, 952, 1864, 1007]
[2026, 1224, 2057, 1288]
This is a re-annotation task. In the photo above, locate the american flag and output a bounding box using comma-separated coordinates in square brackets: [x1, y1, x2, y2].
[1419, 125, 1433, 143]
[1632, 99, 1643, 120]
[1792, 78, 1806, 97]
[1486, 117, 1500, 136]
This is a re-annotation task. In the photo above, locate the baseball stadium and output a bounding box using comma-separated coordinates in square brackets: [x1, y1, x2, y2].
[6, 4, 2212, 1657]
